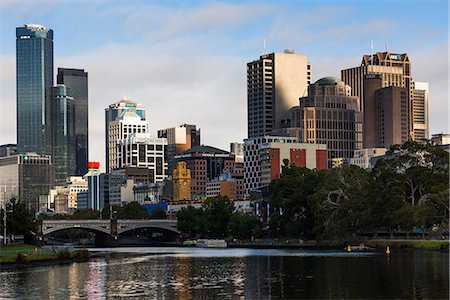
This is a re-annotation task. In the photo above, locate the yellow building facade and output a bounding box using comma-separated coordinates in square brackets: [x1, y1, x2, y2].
[173, 162, 191, 200]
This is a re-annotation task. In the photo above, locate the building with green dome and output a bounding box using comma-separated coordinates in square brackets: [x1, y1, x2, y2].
[290, 77, 363, 167]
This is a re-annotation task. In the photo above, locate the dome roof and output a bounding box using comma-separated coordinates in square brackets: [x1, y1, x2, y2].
[315, 76, 343, 86]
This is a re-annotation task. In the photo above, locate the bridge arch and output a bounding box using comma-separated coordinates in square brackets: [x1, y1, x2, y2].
[43, 225, 110, 236]
[117, 224, 179, 235]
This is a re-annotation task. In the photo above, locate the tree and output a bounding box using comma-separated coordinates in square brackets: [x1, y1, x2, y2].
[177, 206, 204, 237]
[116, 202, 149, 219]
[72, 209, 100, 219]
[202, 196, 234, 238]
[150, 206, 167, 219]
[308, 165, 375, 240]
[228, 213, 261, 239]
[372, 141, 449, 232]
[0, 197, 35, 237]
[101, 204, 121, 219]
[269, 160, 319, 237]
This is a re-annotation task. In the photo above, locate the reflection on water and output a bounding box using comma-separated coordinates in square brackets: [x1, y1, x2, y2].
[0, 248, 448, 299]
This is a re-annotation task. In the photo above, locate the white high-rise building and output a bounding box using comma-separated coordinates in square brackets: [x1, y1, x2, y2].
[117, 133, 168, 182]
[108, 111, 148, 170]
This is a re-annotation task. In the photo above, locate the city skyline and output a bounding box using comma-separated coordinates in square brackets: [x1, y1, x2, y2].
[0, 0, 448, 171]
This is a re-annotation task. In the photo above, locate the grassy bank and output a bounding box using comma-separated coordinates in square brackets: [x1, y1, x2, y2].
[362, 240, 449, 250]
[0, 244, 90, 265]
[316, 239, 449, 250]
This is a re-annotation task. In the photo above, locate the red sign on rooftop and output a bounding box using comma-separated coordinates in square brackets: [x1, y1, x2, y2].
[88, 161, 100, 169]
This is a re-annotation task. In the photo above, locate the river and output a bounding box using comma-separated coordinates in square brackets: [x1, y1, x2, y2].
[0, 247, 448, 299]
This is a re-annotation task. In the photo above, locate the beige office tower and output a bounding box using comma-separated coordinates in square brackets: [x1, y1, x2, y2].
[341, 52, 415, 147]
[412, 82, 429, 141]
[290, 77, 362, 166]
[247, 50, 311, 138]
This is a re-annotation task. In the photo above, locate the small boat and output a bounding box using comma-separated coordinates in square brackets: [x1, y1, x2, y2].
[345, 244, 375, 251]
[182, 240, 197, 246]
[196, 239, 227, 248]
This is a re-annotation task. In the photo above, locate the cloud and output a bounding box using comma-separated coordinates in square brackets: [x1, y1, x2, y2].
[0, 1, 447, 172]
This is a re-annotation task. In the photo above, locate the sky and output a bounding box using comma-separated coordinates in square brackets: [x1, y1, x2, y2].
[0, 0, 448, 170]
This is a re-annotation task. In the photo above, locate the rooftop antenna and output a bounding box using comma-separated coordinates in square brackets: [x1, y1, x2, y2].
[370, 40, 374, 73]
[263, 38, 267, 55]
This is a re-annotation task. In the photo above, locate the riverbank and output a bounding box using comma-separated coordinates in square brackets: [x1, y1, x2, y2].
[0, 245, 90, 269]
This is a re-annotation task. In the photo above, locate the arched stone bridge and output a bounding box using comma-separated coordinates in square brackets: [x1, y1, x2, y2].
[37, 219, 179, 245]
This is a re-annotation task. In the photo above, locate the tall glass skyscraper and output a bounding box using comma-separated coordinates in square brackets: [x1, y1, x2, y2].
[57, 68, 89, 176]
[16, 24, 54, 155]
[53, 85, 76, 185]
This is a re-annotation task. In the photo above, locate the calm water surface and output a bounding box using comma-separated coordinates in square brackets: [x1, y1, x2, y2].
[0, 247, 448, 299]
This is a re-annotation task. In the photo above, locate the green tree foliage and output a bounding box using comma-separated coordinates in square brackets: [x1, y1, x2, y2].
[149, 206, 167, 219]
[202, 196, 234, 238]
[228, 213, 261, 239]
[72, 209, 100, 219]
[101, 205, 121, 219]
[267, 141, 449, 240]
[269, 159, 319, 237]
[177, 206, 204, 236]
[116, 201, 149, 219]
[0, 197, 35, 236]
[176, 196, 261, 239]
[372, 141, 449, 232]
[308, 165, 376, 239]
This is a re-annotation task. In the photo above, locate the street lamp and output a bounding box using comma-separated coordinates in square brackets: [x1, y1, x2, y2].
[3, 203, 13, 245]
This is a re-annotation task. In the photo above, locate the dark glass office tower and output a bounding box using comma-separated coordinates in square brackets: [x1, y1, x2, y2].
[53, 85, 76, 185]
[57, 68, 88, 175]
[16, 24, 53, 155]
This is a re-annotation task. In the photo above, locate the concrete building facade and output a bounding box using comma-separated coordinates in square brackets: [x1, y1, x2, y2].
[375, 86, 409, 147]
[0, 153, 53, 212]
[174, 145, 235, 198]
[108, 110, 148, 171]
[157, 124, 200, 173]
[105, 99, 146, 171]
[349, 148, 387, 170]
[412, 82, 429, 141]
[0, 144, 17, 158]
[117, 133, 168, 182]
[247, 51, 311, 138]
[290, 77, 362, 166]
[341, 52, 417, 146]
[244, 136, 327, 194]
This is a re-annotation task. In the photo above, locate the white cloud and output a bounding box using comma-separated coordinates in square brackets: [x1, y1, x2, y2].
[0, 1, 447, 173]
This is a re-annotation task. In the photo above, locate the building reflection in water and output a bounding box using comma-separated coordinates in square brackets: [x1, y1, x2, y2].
[86, 260, 107, 298]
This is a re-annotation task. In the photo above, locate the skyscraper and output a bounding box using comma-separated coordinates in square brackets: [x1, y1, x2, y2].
[105, 99, 146, 171]
[52, 85, 76, 185]
[290, 77, 362, 166]
[16, 24, 54, 154]
[247, 50, 311, 138]
[412, 82, 429, 141]
[341, 52, 414, 147]
[57, 68, 89, 175]
[157, 124, 201, 173]
[107, 110, 148, 171]
[375, 86, 409, 147]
